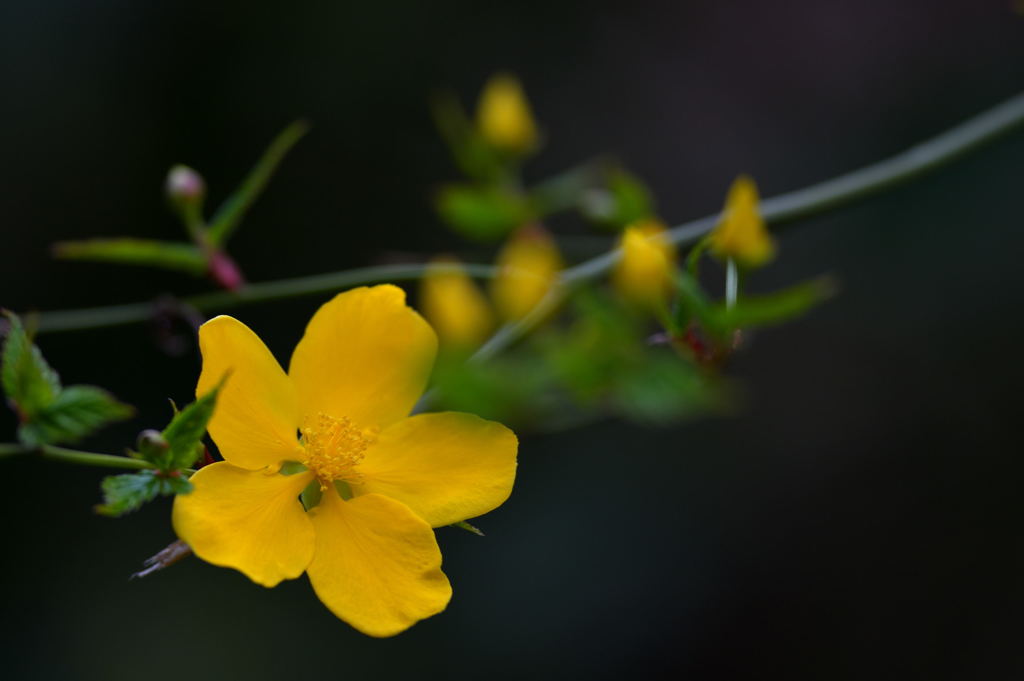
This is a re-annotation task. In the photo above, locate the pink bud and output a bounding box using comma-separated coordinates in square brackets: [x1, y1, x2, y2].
[207, 250, 246, 291]
[165, 164, 206, 203]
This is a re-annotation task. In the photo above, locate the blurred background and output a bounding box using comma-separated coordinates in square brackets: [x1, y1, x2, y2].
[2, 1, 1024, 678]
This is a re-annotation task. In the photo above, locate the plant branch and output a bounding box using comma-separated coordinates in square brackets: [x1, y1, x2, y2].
[30, 263, 499, 334]
[19, 91, 1024, 339]
[468, 91, 1024, 361]
[0, 443, 154, 470]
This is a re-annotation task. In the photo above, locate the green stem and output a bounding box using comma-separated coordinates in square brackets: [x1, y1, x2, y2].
[179, 203, 207, 245]
[465, 91, 1024, 365]
[685, 237, 710, 278]
[0, 443, 155, 470]
[31, 262, 499, 333]
[20, 91, 1024, 340]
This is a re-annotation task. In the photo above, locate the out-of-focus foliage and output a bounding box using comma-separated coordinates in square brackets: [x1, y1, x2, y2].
[670, 272, 834, 350]
[433, 75, 659, 243]
[435, 184, 535, 241]
[1, 311, 133, 446]
[431, 287, 726, 428]
[579, 168, 656, 232]
[52, 238, 208, 275]
[541, 290, 724, 425]
[424, 74, 833, 432]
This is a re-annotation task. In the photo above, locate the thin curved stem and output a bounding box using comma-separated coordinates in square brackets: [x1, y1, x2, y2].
[467, 91, 1024, 362]
[32, 263, 498, 333]
[0, 443, 155, 470]
[21, 90, 1024, 340]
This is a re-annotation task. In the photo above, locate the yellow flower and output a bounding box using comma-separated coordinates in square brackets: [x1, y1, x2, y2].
[490, 224, 562, 321]
[172, 285, 518, 637]
[709, 175, 775, 268]
[420, 257, 494, 349]
[476, 73, 538, 154]
[612, 218, 677, 308]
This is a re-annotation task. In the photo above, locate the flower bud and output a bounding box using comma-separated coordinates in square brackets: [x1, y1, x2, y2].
[491, 224, 562, 321]
[612, 218, 677, 308]
[420, 257, 494, 349]
[165, 164, 206, 208]
[708, 175, 775, 268]
[136, 429, 169, 460]
[137, 429, 166, 445]
[476, 73, 538, 155]
[207, 250, 246, 291]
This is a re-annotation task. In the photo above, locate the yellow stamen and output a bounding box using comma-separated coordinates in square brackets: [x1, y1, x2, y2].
[300, 413, 377, 490]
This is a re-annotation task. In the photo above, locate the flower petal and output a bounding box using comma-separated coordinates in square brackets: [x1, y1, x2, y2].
[288, 285, 437, 429]
[198, 315, 301, 470]
[354, 412, 518, 527]
[172, 462, 315, 587]
[306, 490, 452, 637]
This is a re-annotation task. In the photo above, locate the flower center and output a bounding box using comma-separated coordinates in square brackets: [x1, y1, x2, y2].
[299, 412, 377, 490]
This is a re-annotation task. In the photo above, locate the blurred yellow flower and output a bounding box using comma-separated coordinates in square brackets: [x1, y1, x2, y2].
[477, 73, 538, 154]
[420, 257, 494, 349]
[709, 175, 775, 268]
[173, 285, 518, 637]
[491, 224, 562, 321]
[612, 218, 677, 308]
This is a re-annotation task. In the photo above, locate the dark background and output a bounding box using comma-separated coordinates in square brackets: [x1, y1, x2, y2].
[2, 1, 1024, 679]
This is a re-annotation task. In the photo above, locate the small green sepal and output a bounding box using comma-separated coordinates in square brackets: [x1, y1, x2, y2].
[451, 520, 485, 536]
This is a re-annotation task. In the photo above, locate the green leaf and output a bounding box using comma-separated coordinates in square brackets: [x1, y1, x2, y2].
[1, 311, 60, 417]
[540, 287, 724, 425]
[435, 184, 533, 241]
[160, 379, 223, 469]
[541, 289, 641, 402]
[19, 385, 133, 447]
[95, 472, 161, 516]
[450, 520, 485, 536]
[95, 470, 193, 517]
[163, 475, 194, 495]
[3, 311, 133, 446]
[431, 352, 556, 425]
[708, 277, 836, 334]
[430, 92, 506, 182]
[206, 120, 309, 246]
[610, 352, 719, 425]
[52, 239, 207, 275]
